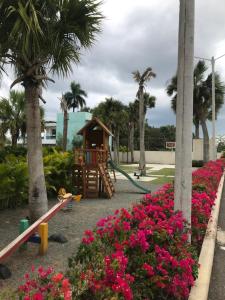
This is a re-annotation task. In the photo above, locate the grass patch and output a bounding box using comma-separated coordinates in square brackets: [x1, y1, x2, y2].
[150, 168, 175, 176]
[119, 165, 152, 173]
[150, 176, 174, 185]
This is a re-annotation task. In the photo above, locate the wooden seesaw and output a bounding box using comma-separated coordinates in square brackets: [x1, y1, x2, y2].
[0, 193, 81, 264]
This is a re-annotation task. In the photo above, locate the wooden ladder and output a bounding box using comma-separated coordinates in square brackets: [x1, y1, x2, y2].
[85, 166, 99, 198]
[98, 163, 114, 198]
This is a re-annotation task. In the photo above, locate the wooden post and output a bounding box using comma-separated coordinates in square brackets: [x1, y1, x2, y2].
[39, 223, 48, 255]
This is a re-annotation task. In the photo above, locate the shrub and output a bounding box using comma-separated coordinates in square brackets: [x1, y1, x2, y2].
[17, 266, 72, 300]
[16, 160, 224, 299]
[0, 146, 27, 163]
[66, 160, 224, 300]
[44, 150, 75, 196]
[0, 149, 75, 209]
[0, 155, 28, 209]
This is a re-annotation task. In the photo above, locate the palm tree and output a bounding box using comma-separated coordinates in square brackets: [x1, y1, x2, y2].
[167, 61, 207, 139]
[167, 60, 225, 162]
[65, 81, 87, 112]
[132, 68, 156, 176]
[0, 90, 25, 147]
[127, 101, 138, 163]
[0, 0, 102, 222]
[59, 94, 69, 151]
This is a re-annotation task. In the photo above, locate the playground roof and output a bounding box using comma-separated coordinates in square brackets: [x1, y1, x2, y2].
[77, 117, 113, 136]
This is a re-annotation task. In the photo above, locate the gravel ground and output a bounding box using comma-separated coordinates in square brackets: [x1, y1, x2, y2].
[0, 180, 161, 294]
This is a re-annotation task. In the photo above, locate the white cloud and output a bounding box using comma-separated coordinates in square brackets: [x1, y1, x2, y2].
[1, 0, 225, 134]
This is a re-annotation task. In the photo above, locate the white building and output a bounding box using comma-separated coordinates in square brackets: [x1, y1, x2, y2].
[41, 121, 56, 145]
[18, 120, 56, 146]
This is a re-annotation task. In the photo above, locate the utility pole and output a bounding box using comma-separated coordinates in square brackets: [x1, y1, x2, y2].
[195, 53, 225, 160]
[211, 56, 216, 160]
[175, 0, 195, 227]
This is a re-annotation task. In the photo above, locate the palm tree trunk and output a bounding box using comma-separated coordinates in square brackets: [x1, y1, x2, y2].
[62, 109, 68, 151]
[25, 84, 48, 222]
[201, 119, 209, 162]
[113, 131, 120, 165]
[130, 122, 134, 163]
[11, 133, 18, 147]
[195, 121, 200, 139]
[139, 93, 146, 176]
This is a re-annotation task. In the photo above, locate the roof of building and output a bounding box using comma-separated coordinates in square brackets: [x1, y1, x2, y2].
[77, 117, 113, 136]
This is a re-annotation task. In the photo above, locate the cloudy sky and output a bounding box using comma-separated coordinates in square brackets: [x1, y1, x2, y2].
[1, 0, 225, 136]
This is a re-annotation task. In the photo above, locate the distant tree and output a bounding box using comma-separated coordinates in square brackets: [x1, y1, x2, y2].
[160, 125, 176, 143]
[65, 82, 87, 112]
[0, 90, 25, 147]
[92, 98, 128, 164]
[167, 60, 225, 162]
[133, 68, 156, 175]
[80, 106, 91, 112]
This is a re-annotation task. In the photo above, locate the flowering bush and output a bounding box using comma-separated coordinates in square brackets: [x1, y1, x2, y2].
[66, 160, 224, 300]
[16, 160, 224, 300]
[18, 266, 72, 300]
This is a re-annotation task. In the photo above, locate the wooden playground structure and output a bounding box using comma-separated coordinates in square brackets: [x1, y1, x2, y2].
[74, 117, 115, 199]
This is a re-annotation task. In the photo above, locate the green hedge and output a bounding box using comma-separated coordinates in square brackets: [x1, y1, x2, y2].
[44, 150, 75, 196]
[0, 155, 28, 209]
[0, 150, 75, 210]
[0, 146, 27, 163]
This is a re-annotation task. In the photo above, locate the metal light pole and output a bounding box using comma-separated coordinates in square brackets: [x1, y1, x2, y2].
[195, 54, 225, 160]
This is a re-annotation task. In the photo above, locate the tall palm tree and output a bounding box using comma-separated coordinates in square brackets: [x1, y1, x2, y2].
[132, 68, 156, 176]
[0, 90, 25, 147]
[0, 0, 102, 222]
[167, 60, 225, 162]
[59, 94, 69, 151]
[127, 94, 156, 163]
[127, 101, 138, 163]
[65, 81, 87, 112]
[167, 61, 207, 139]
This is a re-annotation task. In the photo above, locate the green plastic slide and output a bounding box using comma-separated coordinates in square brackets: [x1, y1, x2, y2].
[108, 160, 151, 194]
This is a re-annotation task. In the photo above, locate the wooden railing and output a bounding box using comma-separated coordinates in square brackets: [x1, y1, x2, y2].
[74, 148, 108, 165]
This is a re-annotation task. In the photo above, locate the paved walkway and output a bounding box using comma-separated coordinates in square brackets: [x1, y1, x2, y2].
[208, 181, 225, 300]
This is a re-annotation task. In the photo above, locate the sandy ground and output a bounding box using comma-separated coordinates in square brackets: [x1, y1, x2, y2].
[0, 179, 161, 295]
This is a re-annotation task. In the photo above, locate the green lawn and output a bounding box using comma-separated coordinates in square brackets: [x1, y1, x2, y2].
[150, 168, 175, 176]
[150, 176, 174, 185]
[119, 165, 152, 173]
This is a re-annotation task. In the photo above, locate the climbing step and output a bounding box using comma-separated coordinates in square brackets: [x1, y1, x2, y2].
[103, 165, 115, 192]
[98, 163, 114, 198]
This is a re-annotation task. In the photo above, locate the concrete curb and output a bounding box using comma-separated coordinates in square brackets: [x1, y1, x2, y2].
[188, 172, 225, 300]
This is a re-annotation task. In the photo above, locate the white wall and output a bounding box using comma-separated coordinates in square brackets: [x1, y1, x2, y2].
[112, 139, 222, 165]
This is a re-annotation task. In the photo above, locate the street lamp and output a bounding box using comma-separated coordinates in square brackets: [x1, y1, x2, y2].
[195, 53, 225, 160]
